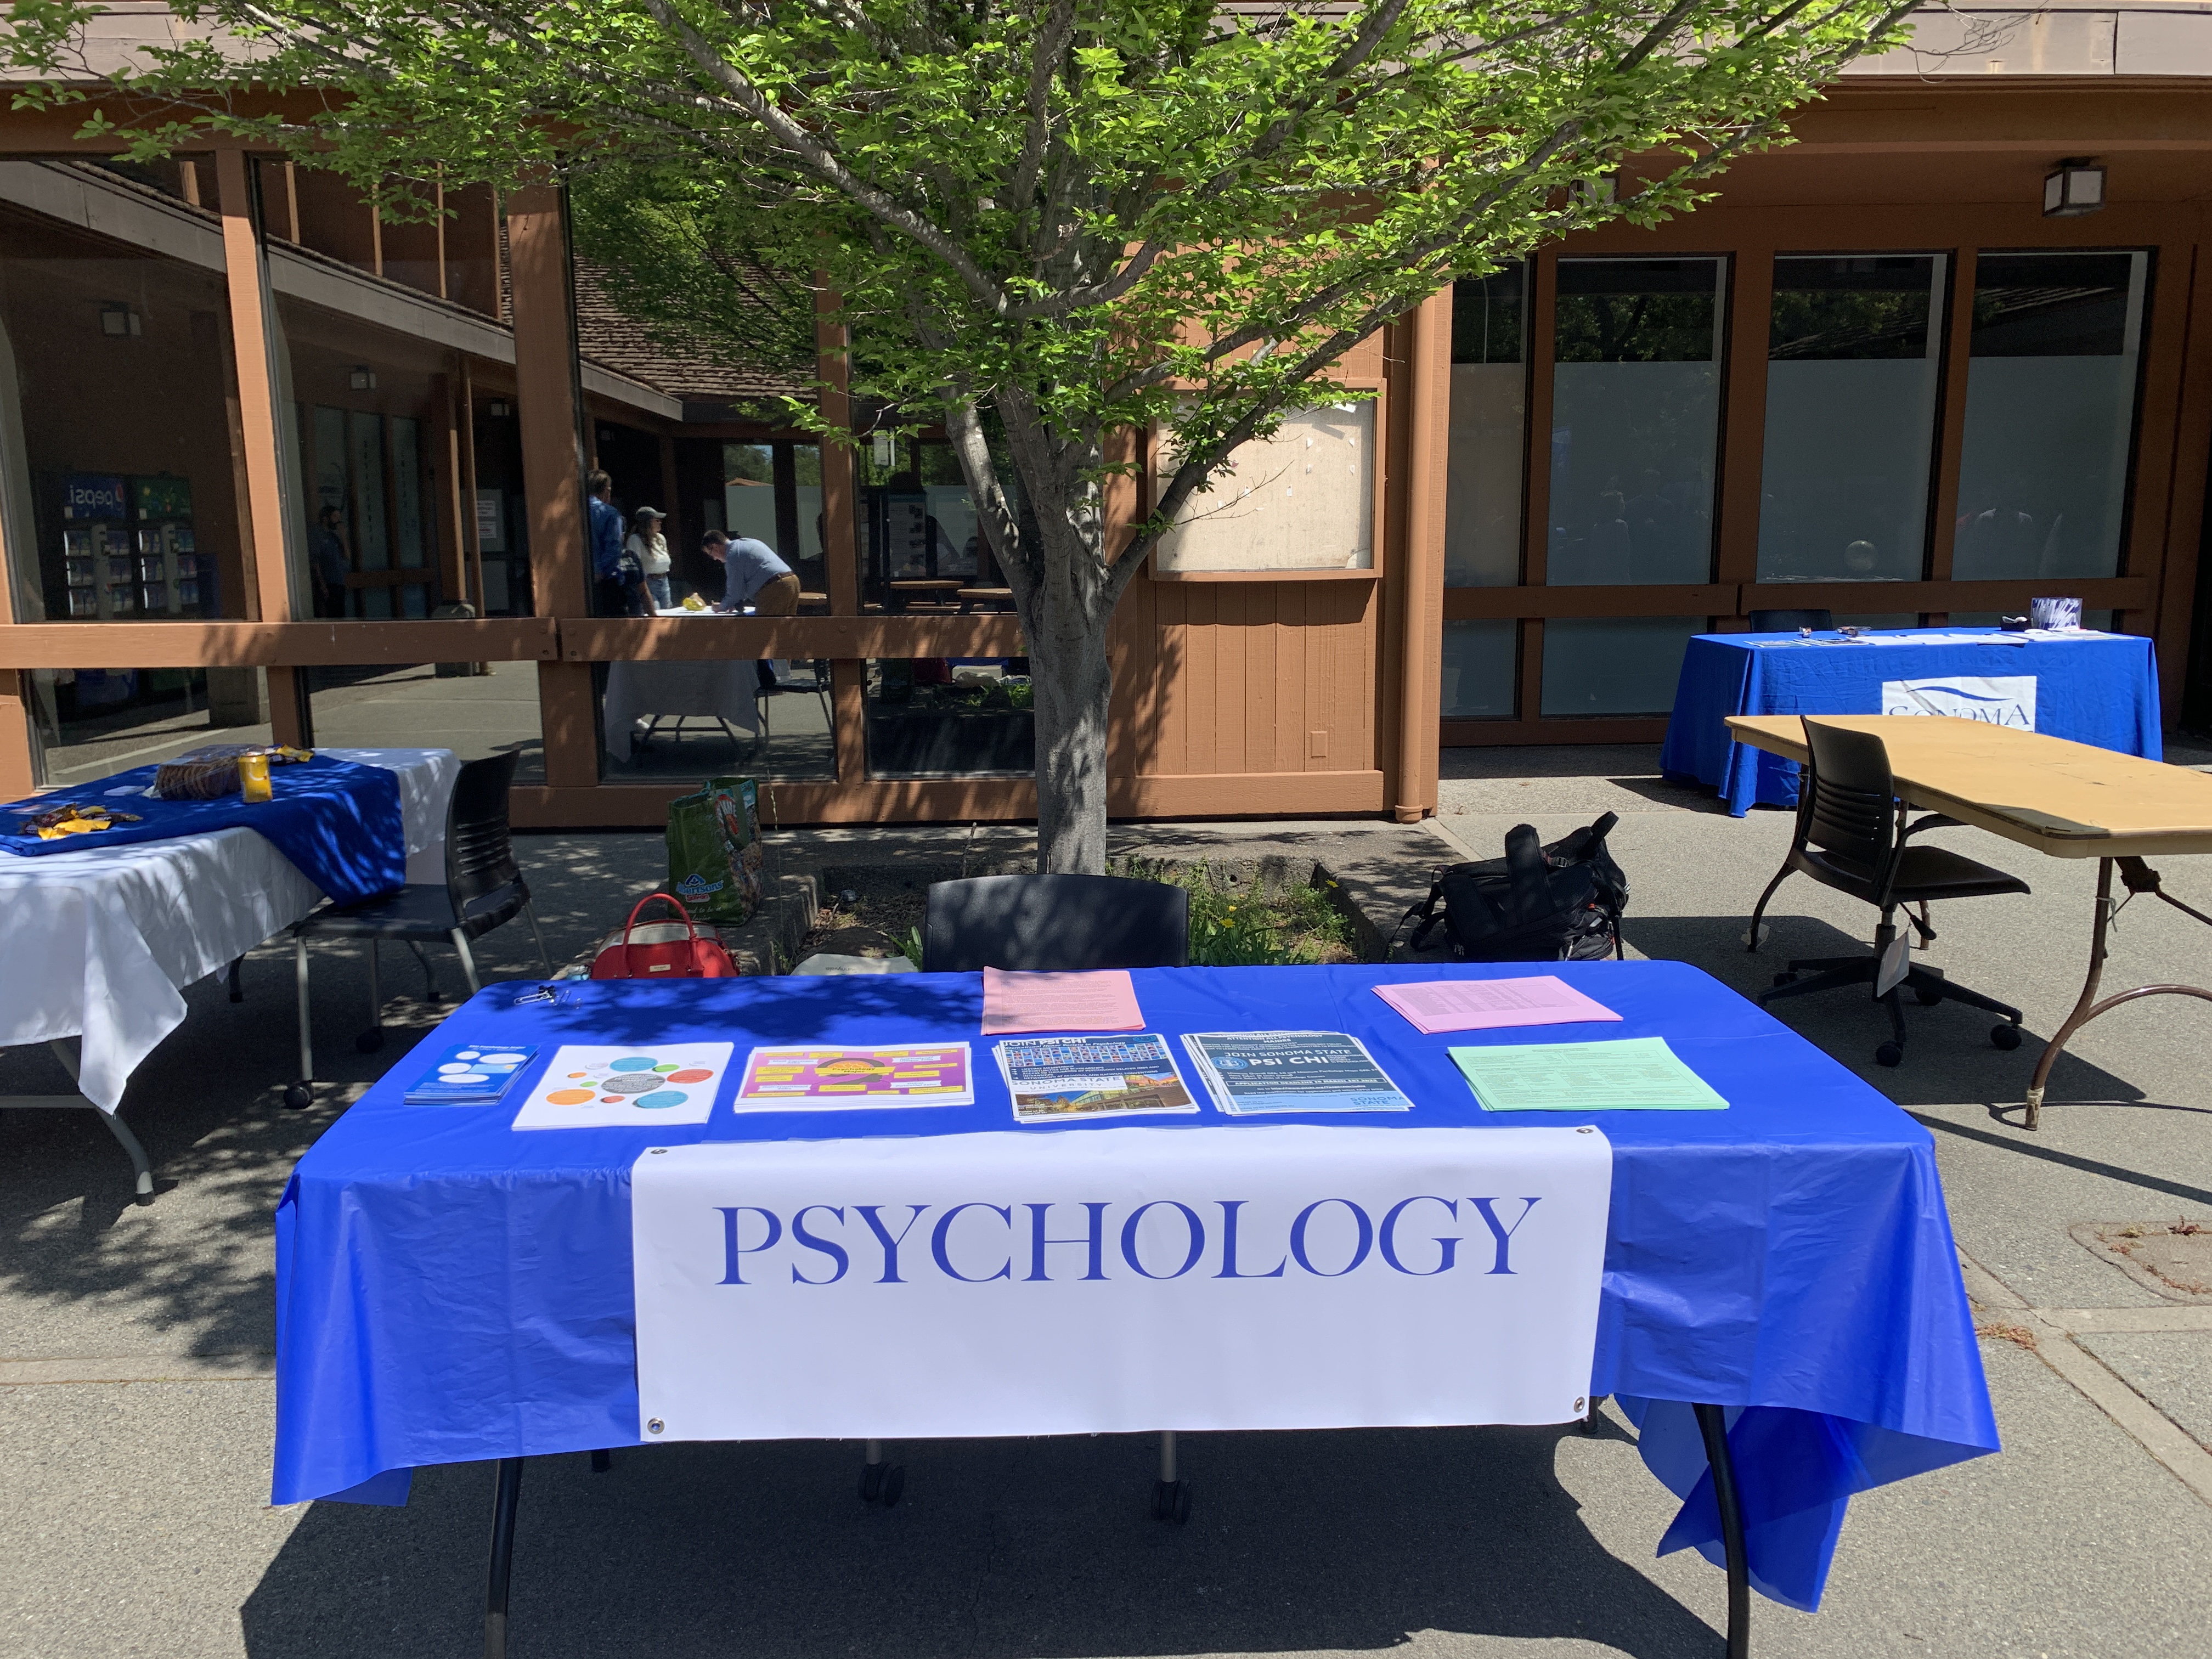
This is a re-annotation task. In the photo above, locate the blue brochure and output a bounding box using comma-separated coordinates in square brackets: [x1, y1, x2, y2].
[1181, 1031, 1413, 1114]
[403, 1043, 539, 1106]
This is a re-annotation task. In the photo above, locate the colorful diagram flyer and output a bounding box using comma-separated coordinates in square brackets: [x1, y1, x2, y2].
[995, 1034, 1199, 1124]
[733, 1043, 974, 1111]
[511, 1043, 732, 1130]
[1182, 1031, 1414, 1114]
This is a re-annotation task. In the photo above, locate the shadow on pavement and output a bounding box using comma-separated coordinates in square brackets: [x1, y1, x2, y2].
[241, 1427, 1722, 1659]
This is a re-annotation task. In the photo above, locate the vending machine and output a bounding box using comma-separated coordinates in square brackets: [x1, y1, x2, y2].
[132, 475, 211, 618]
[57, 473, 129, 619]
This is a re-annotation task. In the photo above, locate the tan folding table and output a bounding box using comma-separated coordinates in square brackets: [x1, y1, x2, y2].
[1725, 714, 2212, 1128]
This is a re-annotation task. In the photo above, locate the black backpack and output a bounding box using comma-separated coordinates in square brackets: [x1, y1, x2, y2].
[1397, 814, 1628, 963]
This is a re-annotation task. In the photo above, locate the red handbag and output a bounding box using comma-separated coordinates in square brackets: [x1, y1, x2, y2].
[589, 893, 740, 979]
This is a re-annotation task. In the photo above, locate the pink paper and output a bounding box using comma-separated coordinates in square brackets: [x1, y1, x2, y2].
[981, 966, 1144, 1034]
[1373, 975, 1621, 1034]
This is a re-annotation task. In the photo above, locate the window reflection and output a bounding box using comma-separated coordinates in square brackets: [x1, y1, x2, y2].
[1444, 264, 1526, 588]
[865, 657, 1035, 777]
[1539, 617, 1701, 716]
[1953, 251, 2147, 580]
[1441, 619, 1517, 718]
[859, 435, 1017, 611]
[1758, 255, 1944, 584]
[1547, 259, 1723, 586]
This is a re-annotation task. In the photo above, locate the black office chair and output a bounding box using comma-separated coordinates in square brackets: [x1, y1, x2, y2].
[923, 873, 1190, 971]
[1747, 719, 2027, 1067]
[286, 752, 552, 1108]
[1746, 608, 1834, 633]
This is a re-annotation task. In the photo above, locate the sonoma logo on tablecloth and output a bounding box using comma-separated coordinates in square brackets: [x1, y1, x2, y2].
[1881, 675, 2036, 728]
[631, 1124, 1611, 1442]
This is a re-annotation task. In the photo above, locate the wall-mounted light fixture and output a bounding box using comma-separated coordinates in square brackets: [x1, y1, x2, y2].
[99, 303, 141, 337]
[349, 365, 378, 391]
[487, 399, 511, 418]
[2043, 157, 2105, 217]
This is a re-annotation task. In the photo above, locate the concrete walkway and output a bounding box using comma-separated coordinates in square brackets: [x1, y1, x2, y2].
[5, 749, 2210, 1657]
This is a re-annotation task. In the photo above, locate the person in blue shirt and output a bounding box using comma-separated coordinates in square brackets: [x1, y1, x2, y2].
[702, 531, 799, 615]
[586, 470, 640, 616]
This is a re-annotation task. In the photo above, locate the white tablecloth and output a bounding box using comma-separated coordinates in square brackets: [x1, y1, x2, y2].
[602, 660, 760, 764]
[0, 747, 456, 1110]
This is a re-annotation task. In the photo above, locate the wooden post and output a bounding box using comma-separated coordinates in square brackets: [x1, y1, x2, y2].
[506, 182, 597, 786]
[215, 147, 309, 746]
[458, 360, 487, 614]
[1393, 285, 1451, 823]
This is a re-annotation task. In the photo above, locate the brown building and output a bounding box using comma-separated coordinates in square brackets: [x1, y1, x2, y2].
[2, 12, 2210, 827]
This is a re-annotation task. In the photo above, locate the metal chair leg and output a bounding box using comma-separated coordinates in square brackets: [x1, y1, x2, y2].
[98, 1104, 154, 1199]
[290, 935, 315, 1107]
[1692, 1404, 1750, 1659]
[1745, 864, 1791, 952]
[484, 1456, 524, 1659]
[524, 901, 554, 976]
[451, 929, 483, 996]
[407, 940, 441, 1002]
[226, 955, 245, 1003]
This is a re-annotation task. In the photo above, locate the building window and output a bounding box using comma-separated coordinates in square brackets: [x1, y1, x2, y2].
[1758, 254, 1946, 585]
[1152, 404, 1374, 574]
[1444, 263, 1526, 587]
[1547, 258, 1724, 586]
[1441, 618, 1517, 718]
[1539, 617, 1702, 716]
[1953, 250, 2148, 580]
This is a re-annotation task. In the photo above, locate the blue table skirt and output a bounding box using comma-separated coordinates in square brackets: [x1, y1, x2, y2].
[1659, 629, 2163, 816]
[274, 962, 1997, 1613]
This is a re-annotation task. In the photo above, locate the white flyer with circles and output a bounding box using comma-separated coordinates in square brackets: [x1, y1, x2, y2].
[510, 1043, 733, 1130]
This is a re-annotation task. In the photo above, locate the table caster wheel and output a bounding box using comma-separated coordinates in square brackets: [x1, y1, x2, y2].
[859, 1462, 884, 1503]
[1771, 971, 1799, 988]
[355, 1030, 385, 1054]
[1152, 1479, 1190, 1524]
[1991, 1023, 2022, 1051]
[284, 1081, 313, 1111]
[590, 1449, 612, 1474]
[877, 1464, 904, 1508]
[1875, 1041, 1904, 1068]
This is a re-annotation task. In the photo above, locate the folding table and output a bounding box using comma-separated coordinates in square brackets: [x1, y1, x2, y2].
[1726, 714, 2212, 1126]
[275, 960, 1999, 1657]
[0, 746, 455, 1192]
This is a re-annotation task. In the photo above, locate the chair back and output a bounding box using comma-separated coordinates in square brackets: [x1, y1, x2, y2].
[443, 751, 524, 911]
[1748, 607, 1834, 633]
[924, 873, 1190, 972]
[1799, 719, 1899, 879]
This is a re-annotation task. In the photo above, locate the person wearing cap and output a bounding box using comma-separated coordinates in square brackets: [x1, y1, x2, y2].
[628, 506, 674, 611]
[701, 530, 800, 616]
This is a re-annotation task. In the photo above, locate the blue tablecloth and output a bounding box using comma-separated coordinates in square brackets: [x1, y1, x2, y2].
[274, 962, 1997, 1613]
[0, 753, 406, 904]
[1659, 629, 2163, 816]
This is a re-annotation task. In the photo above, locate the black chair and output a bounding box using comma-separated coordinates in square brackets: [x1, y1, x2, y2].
[923, 873, 1189, 971]
[1747, 718, 2027, 1067]
[1746, 607, 1834, 633]
[287, 752, 552, 1108]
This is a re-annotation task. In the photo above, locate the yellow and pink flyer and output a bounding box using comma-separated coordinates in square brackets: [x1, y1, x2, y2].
[733, 1043, 975, 1111]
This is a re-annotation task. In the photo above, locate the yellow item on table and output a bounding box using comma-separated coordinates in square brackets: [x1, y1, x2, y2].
[681, 594, 707, 612]
[238, 752, 272, 803]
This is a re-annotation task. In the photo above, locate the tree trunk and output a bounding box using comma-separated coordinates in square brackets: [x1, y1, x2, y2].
[1029, 589, 1113, 873]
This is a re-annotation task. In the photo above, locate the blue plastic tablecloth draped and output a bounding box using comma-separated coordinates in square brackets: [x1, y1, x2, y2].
[273, 961, 1997, 1615]
[0, 754, 405, 904]
[1658, 629, 2162, 816]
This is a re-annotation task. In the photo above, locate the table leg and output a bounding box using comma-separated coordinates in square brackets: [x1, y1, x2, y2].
[1692, 1404, 1750, 1659]
[2025, 858, 2212, 1130]
[484, 1456, 524, 1659]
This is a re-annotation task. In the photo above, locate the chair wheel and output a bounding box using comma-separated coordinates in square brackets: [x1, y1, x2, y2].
[877, 1464, 904, 1508]
[859, 1462, 884, 1503]
[284, 1082, 313, 1111]
[1914, 984, 1944, 1007]
[1772, 971, 1799, 988]
[354, 1030, 385, 1054]
[1875, 1041, 1904, 1068]
[1991, 1023, 2023, 1051]
[1151, 1479, 1191, 1525]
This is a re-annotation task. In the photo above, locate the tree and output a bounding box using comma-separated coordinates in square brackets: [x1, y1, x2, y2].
[9, 0, 1914, 870]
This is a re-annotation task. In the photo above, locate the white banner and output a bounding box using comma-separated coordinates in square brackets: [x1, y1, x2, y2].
[1881, 674, 2037, 729]
[631, 1124, 1612, 1443]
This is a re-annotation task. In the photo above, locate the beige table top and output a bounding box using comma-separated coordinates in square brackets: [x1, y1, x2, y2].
[1725, 714, 2212, 859]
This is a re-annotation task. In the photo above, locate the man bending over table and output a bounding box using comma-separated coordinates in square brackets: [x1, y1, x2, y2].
[703, 531, 799, 616]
